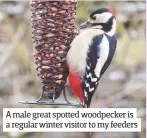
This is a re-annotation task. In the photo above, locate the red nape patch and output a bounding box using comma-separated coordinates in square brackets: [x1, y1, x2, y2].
[107, 9, 115, 17]
[69, 72, 84, 104]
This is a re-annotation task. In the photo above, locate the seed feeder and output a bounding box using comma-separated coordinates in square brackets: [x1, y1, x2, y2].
[19, 0, 82, 107]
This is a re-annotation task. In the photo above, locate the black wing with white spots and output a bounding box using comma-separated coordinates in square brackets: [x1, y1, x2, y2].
[82, 34, 117, 108]
[82, 35, 103, 108]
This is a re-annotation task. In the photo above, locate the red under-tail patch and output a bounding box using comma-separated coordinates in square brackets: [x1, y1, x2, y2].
[69, 72, 84, 104]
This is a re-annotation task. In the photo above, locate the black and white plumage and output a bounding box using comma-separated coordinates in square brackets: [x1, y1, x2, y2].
[67, 8, 117, 108]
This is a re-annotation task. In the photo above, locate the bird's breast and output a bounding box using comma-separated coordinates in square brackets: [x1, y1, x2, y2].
[66, 29, 104, 76]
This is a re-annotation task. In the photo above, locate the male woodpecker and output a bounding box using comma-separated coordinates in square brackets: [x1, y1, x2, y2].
[66, 8, 117, 108]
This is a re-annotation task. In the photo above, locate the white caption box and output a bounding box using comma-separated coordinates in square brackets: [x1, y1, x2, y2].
[3, 108, 141, 132]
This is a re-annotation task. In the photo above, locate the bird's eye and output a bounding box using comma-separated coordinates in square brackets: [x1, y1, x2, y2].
[92, 16, 96, 20]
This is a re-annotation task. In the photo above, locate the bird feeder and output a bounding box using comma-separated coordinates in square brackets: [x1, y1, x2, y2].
[19, 0, 82, 107]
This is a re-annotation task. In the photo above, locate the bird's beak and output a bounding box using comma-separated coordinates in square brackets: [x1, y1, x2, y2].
[79, 22, 92, 29]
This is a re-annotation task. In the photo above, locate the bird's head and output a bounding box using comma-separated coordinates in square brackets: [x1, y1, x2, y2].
[79, 8, 116, 36]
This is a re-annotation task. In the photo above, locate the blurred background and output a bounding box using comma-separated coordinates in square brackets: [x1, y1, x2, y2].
[0, 1, 146, 138]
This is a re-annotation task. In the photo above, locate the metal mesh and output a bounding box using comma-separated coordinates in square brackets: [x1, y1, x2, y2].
[31, 0, 79, 99]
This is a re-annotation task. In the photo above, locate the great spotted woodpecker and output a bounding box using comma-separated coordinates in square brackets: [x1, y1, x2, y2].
[66, 8, 117, 108]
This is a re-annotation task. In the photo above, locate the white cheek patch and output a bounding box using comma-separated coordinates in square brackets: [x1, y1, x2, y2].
[95, 12, 112, 23]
